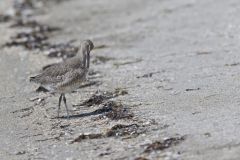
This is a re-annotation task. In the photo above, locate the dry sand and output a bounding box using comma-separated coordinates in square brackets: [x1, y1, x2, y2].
[1, 0, 240, 159]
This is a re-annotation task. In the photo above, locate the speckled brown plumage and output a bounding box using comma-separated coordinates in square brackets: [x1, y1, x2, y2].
[30, 40, 94, 118]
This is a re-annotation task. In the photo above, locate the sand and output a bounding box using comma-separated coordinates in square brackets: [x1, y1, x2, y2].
[1, 0, 240, 159]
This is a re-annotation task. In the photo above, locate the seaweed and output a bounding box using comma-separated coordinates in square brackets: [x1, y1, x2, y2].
[136, 71, 161, 78]
[97, 101, 134, 120]
[75, 89, 128, 107]
[135, 157, 149, 160]
[185, 88, 200, 91]
[94, 44, 108, 50]
[70, 133, 103, 143]
[4, 30, 49, 50]
[144, 136, 186, 153]
[0, 14, 11, 23]
[71, 123, 144, 143]
[106, 124, 141, 137]
[113, 58, 142, 68]
[92, 55, 115, 64]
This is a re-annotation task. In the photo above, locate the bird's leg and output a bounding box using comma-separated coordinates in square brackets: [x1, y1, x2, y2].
[62, 94, 70, 119]
[57, 94, 63, 117]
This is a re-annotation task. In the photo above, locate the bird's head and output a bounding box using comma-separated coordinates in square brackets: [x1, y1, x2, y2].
[81, 40, 94, 54]
[80, 40, 94, 68]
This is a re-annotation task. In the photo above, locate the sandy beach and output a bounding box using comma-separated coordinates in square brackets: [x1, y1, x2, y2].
[1, 0, 240, 159]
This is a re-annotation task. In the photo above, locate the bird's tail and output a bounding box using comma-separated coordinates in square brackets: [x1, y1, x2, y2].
[29, 75, 38, 82]
[29, 76, 35, 82]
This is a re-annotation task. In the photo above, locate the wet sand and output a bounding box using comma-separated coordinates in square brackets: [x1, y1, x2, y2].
[1, 0, 240, 159]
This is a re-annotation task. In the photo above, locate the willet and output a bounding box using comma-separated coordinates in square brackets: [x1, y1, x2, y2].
[30, 40, 94, 118]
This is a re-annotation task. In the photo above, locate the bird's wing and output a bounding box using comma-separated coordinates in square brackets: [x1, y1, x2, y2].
[56, 69, 87, 89]
[42, 63, 58, 70]
[30, 63, 71, 85]
[42, 57, 82, 71]
[30, 57, 82, 85]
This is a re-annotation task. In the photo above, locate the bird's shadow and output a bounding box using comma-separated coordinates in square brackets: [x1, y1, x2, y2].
[57, 106, 112, 119]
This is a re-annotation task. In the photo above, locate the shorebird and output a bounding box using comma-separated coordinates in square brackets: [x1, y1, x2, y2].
[30, 40, 94, 118]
